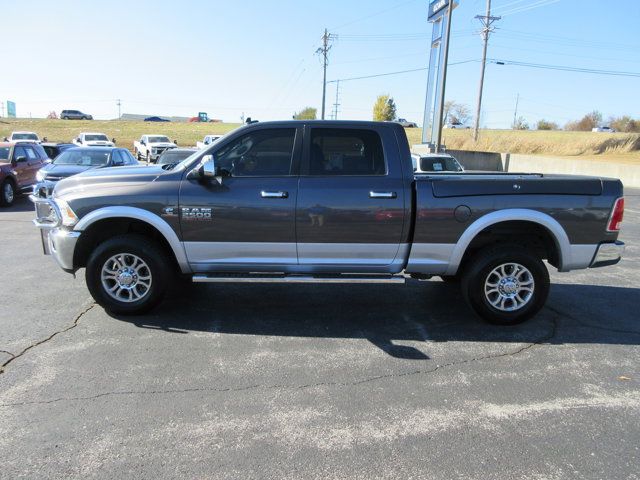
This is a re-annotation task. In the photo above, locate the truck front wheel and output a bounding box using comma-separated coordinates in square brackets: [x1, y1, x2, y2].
[85, 234, 170, 315]
[461, 245, 549, 325]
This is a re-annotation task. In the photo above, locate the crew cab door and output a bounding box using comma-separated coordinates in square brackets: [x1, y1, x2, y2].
[179, 126, 302, 271]
[296, 125, 408, 269]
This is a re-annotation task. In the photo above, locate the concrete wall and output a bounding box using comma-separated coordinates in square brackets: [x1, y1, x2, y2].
[411, 144, 640, 188]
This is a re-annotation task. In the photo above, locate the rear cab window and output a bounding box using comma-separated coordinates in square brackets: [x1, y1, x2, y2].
[305, 128, 386, 176]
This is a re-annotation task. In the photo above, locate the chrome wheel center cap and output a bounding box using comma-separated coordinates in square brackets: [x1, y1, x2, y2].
[117, 269, 136, 287]
[499, 278, 519, 296]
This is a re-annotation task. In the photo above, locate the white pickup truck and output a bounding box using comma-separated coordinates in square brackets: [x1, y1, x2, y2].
[3, 131, 41, 143]
[73, 132, 115, 147]
[133, 135, 177, 163]
[196, 134, 222, 149]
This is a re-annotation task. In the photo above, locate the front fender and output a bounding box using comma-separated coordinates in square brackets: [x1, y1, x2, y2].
[74, 206, 190, 273]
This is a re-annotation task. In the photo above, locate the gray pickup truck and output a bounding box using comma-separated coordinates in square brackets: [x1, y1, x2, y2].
[32, 121, 625, 325]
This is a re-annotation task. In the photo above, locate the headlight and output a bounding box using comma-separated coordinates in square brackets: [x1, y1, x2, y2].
[36, 170, 46, 182]
[54, 198, 79, 227]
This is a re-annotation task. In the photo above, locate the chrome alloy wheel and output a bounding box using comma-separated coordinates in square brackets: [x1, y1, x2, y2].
[484, 262, 535, 312]
[3, 182, 14, 204]
[101, 253, 152, 303]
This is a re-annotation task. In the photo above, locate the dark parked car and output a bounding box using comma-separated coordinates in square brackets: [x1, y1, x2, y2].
[60, 109, 93, 120]
[34, 147, 138, 197]
[144, 116, 170, 122]
[156, 148, 198, 166]
[41, 143, 76, 160]
[0, 141, 49, 206]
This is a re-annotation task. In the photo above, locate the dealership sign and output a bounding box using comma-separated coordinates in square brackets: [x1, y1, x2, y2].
[6, 101, 16, 118]
[428, 0, 448, 20]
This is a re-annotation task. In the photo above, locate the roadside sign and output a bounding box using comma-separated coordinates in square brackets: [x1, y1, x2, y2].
[6, 101, 16, 118]
[428, 0, 457, 21]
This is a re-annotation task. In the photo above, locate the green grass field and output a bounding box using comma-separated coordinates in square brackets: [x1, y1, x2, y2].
[1, 118, 639, 160]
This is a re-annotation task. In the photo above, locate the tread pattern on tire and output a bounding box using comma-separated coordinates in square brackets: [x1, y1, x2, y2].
[461, 244, 550, 325]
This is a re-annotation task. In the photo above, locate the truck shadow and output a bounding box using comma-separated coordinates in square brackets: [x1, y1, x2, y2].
[110, 282, 640, 360]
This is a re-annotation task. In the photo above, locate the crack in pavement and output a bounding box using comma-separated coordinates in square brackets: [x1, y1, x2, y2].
[0, 350, 15, 358]
[0, 304, 96, 375]
[0, 311, 559, 408]
[545, 304, 640, 336]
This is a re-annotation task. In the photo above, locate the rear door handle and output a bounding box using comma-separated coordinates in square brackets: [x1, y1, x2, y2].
[369, 191, 397, 199]
[261, 191, 288, 199]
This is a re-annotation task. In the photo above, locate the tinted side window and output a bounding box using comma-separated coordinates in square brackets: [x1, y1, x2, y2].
[124, 150, 137, 164]
[111, 151, 124, 165]
[33, 144, 48, 160]
[24, 146, 38, 160]
[307, 128, 385, 176]
[13, 146, 27, 160]
[214, 128, 296, 177]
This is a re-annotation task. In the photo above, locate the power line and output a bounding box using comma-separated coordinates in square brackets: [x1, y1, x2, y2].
[330, 0, 420, 31]
[498, 0, 561, 16]
[327, 60, 478, 84]
[489, 59, 640, 77]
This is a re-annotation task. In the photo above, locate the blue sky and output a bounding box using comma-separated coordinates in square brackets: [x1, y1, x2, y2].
[2, 0, 639, 128]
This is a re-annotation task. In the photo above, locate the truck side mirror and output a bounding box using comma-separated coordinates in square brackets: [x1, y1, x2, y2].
[76, 138, 81, 143]
[15, 155, 27, 163]
[141, 140, 145, 145]
[173, 139, 178, 145]
[201, 155, 218, 178]
[112, 138, 116, 144]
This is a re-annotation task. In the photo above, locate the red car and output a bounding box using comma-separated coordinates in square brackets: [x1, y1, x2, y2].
[0, 141, 49, 206]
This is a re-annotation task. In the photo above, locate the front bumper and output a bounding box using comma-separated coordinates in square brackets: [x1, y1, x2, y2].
[30, 195, 80, 272]
[590, 241, 625, 268]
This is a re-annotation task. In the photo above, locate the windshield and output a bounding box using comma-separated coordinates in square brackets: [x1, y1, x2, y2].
[12, 133, 38, 140]
[420, 156, 462, 172]
[85, 134, 109, 142]
[0, 147, 10, 161]
[53, 150, 110, 166]
[157, 150, 196, 165]
[148, 136, 171, 143]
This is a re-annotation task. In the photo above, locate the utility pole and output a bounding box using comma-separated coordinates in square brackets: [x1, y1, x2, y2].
[512, 93, 519, 129]
[0, 101, 4, 118]
[473, 0, 500, 141]
[332, 80, 341, 120]
[316, 28, 336, 120]
[116, 99, 121, 119]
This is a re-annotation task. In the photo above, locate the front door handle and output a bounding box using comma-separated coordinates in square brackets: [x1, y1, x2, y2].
[369, 191, 397, 199]
[261, 191, 288, 199]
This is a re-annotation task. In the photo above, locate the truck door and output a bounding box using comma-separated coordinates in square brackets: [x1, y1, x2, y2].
[11, 146, 30, 187]
[179, 126, 302, 271]
[296, 125, 407, 269]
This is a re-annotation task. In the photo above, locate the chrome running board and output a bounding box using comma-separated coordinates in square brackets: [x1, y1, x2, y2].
[192, 274, 406, 284]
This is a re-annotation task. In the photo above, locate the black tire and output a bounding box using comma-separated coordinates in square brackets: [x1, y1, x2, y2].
[62, 115, 68, 120]
[0, 179, 16, 207]
[146, 151, 152, 164]
[85, 234, 170, 315]
[135, 150, 141, 161]
[461, 244, 549, 325]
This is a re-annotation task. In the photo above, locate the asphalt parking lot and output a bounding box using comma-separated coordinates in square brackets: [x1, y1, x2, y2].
[0, 190, 638, 479]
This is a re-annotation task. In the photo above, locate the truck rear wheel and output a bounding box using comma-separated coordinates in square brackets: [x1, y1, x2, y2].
[461, 245, 549, 325]
[85, 234, 170, 315]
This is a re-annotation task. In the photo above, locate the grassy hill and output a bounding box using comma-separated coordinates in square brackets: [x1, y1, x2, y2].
[1, 118, 638, 159]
